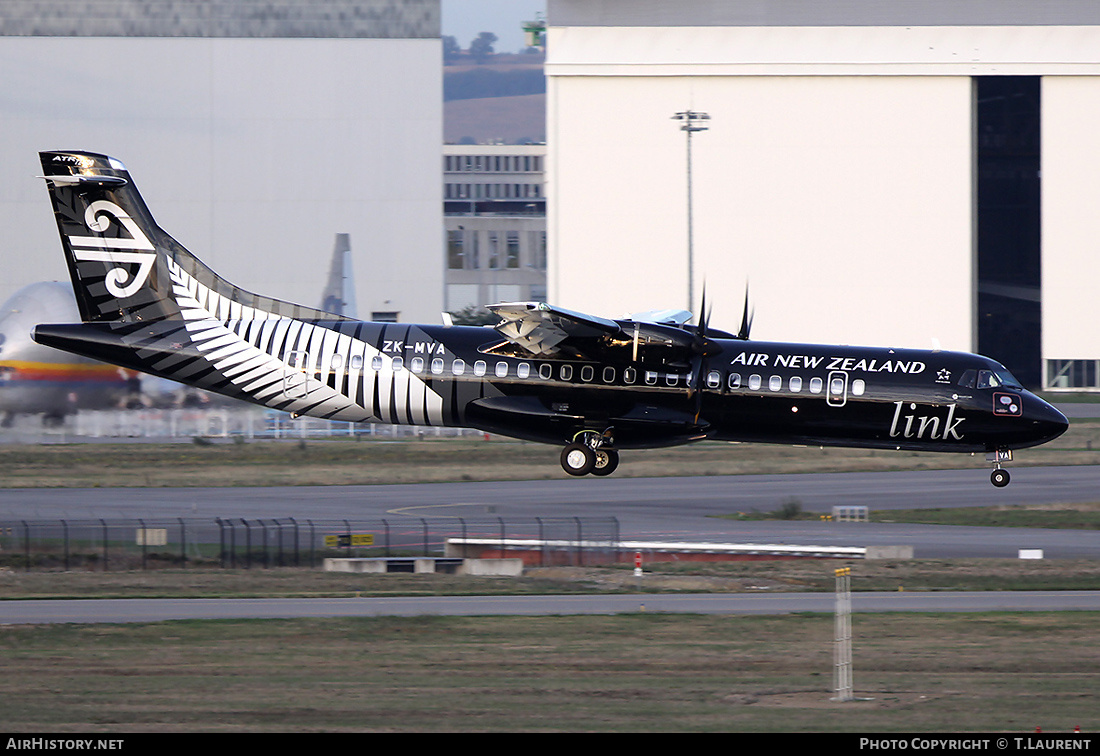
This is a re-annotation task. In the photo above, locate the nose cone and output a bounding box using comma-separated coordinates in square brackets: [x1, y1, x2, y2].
[1022, 392, 1069, 447]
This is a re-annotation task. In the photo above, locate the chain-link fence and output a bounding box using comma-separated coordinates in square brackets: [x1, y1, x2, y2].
[0, 517, 621, 571]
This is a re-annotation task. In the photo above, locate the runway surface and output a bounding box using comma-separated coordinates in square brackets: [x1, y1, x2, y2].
[3, 466, 1100, 623]
[5, 591, 1100, 625]
[4, 465, 1100, 558]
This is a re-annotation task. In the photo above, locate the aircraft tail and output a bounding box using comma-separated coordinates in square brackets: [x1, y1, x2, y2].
[38, 150, 341, 324]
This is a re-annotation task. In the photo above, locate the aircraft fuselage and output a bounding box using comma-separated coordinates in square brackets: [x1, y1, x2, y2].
[31, 150, 1069, 485]
[34, 316, 1067, 457]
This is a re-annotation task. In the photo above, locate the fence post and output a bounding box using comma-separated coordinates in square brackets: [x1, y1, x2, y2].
[179, 518, 186, 569]
[243, 519, 252, 570]
[139, 518, 147, 571]
[307, 520, 315, 568]
[260, 519, 270, 569]
[21, 520, 29, 572]
[100, 519, 109, 571]
[61, 520, 69, 571]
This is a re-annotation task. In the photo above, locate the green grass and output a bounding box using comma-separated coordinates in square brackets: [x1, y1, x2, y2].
[1, 612, 1097, 732]
[4, 559, 1100, 599]
[2, 416, 1100, 488]
[874, 504, 1100, 530]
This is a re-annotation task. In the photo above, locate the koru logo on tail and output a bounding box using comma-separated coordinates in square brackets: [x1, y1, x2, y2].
[67, 200, 156, 298]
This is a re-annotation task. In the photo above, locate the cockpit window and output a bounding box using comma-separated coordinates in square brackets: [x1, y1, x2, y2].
[966, 367, 1023, 390]
[992, 367, 1023, 390]
[977, 370, 1000, 389]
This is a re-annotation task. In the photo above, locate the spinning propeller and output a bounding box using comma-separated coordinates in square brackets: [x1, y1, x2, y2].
[736, 283, 754, 341]
[689, 284, 753, 423]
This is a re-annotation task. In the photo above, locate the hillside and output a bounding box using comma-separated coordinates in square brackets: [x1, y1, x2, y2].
[445, 93, 545, 144]
[444, 54, 546, 144]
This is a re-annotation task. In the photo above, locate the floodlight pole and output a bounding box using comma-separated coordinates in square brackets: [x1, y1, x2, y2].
[671, 110, 709, 317]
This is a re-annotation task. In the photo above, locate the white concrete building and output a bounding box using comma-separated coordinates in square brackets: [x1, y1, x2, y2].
[0, 0, 443, 324]
[545, 0, 1100, 389]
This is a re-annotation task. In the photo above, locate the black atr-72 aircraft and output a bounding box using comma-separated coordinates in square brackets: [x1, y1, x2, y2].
[32, 151, 1068, 486]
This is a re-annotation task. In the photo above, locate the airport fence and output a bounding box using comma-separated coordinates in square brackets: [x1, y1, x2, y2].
[0, 516, 622, 572]
[2, 407, 488, 442]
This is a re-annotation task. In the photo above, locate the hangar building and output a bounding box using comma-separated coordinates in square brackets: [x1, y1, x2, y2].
[545, 0, 1100, 390]
[0, 0, 443, 324]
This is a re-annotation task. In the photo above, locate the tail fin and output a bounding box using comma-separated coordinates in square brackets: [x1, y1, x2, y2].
[38, 151, 341, 324]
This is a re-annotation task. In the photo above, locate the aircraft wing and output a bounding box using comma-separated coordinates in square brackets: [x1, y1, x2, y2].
[488, 301, 716, 360]
[488, 302, 620, 356]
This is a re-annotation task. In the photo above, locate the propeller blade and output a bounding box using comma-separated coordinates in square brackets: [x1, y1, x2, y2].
[737, 284, 754, 340]
[698, 285, 709, 338]
[691, 283, 712, 423]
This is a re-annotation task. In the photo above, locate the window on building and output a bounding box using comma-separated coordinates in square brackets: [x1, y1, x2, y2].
[447, 230, 464, 269]
[488, 232, 500, 269]
[506, 232, 520, 268]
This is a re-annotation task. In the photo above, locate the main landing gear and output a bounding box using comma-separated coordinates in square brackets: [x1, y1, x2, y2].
[560, 430, 619, 477]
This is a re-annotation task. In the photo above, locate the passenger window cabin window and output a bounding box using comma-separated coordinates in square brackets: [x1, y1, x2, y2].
[330, 354, 343, 370]
[748, 374, 762, 390]
[809, 377, 823, 394]
[392, 356, 404, 371]
[431, 358, 444, 375]
[371, 355, 383, 371]
[624, 367, 637, 384]
[474, 360, 487, 376]
[769, 375, 782, 392]
[350, 355, 363, 370]
[789, 376, 802, 392]
[495, 362, 509, 378]
[852, 379, 866, 396]
[665, 374, 678, 387]
[539, 363, 552, 380]
[581, 365, 594, 382]
[452, 359, 466, 375]
[645, 371, 658, 385]
[560, 365, 573, 381]
[728, 373, 742, 390]
[517, 363, 530, 379]
[706, 371, 721, 389]
[410, 357, 424, 373]
[602, 366, 615, 383]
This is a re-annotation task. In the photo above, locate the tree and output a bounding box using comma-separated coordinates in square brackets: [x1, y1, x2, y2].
[469, 32, 498, 63]
[442, 35, 460, 63]
[448, 305, 497, 326]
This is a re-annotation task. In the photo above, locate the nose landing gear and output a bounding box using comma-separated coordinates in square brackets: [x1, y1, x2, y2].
[988, 449, 1012, 487]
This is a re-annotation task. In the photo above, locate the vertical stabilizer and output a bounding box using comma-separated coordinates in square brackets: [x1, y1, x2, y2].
[320, 233, 357, 318]
[38, 150, 346, 324]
